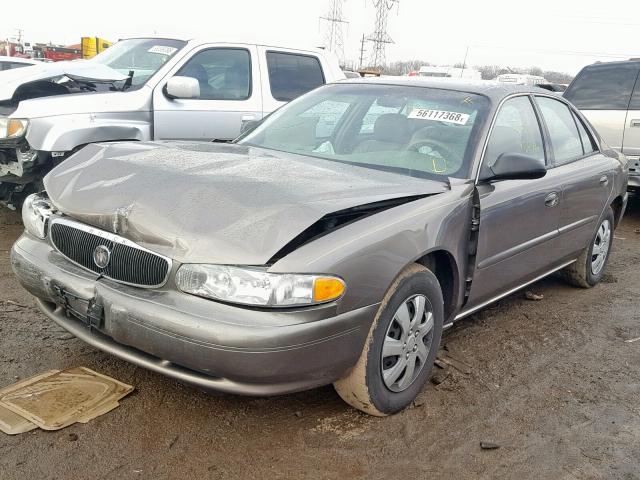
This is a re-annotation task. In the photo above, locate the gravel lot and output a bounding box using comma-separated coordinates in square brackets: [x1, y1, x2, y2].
[1, 199, 639, 480]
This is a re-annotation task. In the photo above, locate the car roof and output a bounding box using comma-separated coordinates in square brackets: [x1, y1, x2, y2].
[581, 59, 640, 69]
[118, 37, 327, 54]
[0, 56, 37, 64]
[334, 76, 552, 101]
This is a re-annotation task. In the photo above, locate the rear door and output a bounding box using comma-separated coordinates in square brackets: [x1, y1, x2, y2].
[564, 63, 639, 151]
[534, 95, 615, 257]
[153, 44, 262, 141]
[468, 95, 565, 307]
[258, 48, 326, 116]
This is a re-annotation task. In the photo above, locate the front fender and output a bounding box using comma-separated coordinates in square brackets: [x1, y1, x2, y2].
[25, 112, 152, 152]
[270, 186, 475, 314]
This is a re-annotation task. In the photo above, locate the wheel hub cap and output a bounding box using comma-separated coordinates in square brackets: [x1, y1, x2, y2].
[591, 219, 611, 276]
[381, 294, 435, 393]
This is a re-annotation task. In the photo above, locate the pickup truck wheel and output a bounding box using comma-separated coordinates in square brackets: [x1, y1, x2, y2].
[561, 207, 614, 288]
[334, 263, 443, 416]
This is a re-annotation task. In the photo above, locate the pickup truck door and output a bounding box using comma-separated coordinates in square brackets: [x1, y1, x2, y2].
[152, 44, 263, 141]
[256, 46, 327, 117]
[533, 95, 615, 258]
[467, 95, 565, 308]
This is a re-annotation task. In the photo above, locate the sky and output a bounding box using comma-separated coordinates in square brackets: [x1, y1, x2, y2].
[2, 0, 640, 74]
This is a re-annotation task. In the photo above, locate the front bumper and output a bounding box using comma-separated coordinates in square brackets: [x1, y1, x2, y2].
[10, 234, 377, 395]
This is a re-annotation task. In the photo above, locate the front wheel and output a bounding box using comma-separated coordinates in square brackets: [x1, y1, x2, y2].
[561, 207, 614, 288]
[334, 264, 444, 416]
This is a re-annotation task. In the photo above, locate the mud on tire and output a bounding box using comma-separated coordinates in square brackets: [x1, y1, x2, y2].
[334, 263, 444, 416]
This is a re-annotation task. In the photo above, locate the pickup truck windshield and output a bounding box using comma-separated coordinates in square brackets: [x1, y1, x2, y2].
[91, 38, 186, 87]
[238, 83, 490, 179]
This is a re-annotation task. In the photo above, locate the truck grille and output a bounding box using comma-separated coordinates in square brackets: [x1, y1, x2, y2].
[49, 218, 171, 288]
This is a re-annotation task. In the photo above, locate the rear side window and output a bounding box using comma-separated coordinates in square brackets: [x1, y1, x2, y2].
[536, 97, 584, 164]
[266, 51, 325, 102]
[630, 81, 640, 110]
[564, 64, 639, 110]
[573, 112, 597, 154]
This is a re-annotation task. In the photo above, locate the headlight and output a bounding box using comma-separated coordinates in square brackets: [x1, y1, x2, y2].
[176, 264, 346, 307]
[0, 118, 29, 139]
[21, 193, 53, 239]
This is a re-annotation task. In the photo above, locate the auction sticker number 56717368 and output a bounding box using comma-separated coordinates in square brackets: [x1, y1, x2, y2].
[408, 109, 470, 126]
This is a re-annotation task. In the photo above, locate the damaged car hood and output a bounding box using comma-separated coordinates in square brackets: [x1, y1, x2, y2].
[44, 142, 449, 265]
[0, 60, 128, 102]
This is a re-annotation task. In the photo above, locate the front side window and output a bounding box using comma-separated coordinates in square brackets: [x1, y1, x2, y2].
[536, 97, 584, 165]
[176, 49, 251, 100]
[92, 38, 186, 87]
[482, 96, 545, 174]
[266, 52, 325, 102]
[238, 84, 490, 179]
[564, 64, 639, 110]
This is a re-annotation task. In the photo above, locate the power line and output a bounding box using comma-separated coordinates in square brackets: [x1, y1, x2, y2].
[366, 0, 398, 70]
[320, 0, 348, 65]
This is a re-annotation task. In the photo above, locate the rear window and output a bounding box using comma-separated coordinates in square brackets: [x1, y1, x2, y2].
[266, 51, 325, 102]
[564, 64, 639, 110]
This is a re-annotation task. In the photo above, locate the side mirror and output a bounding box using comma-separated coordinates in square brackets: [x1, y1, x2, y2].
[240, 119, 261, 135]
[164, 76, 200, 100]
[486, 152, 547, 181]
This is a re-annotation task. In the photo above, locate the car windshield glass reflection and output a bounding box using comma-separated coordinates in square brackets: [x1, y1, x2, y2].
[91, 38, 186, 87]
[238, 84, 490, 179]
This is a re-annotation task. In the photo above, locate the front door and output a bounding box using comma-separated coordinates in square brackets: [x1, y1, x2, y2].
[468, 95, 564, 307]
[153, 45, 263, 141]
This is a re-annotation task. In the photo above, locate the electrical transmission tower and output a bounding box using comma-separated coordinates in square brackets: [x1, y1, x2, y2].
[320, 0, 348, 65]
[366, 0, 398, 70]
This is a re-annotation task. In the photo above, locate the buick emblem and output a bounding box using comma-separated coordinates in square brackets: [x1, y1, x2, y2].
[93, 245, 111, 269]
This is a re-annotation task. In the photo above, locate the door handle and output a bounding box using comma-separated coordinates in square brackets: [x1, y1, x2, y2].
[630, 119, 640, 128]
[545, 192, 559, 208]
[599, 175, 609, 186]
[242, 114, 258, 121]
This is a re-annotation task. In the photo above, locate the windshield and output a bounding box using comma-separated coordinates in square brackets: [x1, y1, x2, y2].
[91, 38, 186, 87]
[238, 83, 490, 179]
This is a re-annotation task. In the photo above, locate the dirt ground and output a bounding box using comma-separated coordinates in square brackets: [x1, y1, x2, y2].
[1, 200, 639, 480]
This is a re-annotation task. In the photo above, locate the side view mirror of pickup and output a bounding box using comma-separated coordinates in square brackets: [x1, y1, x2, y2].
[164, 76, 200, 100]
[485, 152, 547, 181]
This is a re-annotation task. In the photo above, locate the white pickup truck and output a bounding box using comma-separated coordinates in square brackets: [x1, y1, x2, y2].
[0, 37, 345, 207]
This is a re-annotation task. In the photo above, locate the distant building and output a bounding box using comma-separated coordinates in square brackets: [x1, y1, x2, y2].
[417, 66, 482, 80]
[495, 73, 548, 86]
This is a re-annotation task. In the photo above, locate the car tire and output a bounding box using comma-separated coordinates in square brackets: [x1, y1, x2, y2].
[333, 263, 444, 416]
[561, 207, 614, 288]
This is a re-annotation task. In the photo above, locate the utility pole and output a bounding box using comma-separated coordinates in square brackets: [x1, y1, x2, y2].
[365, 0, 399, 71]
[460, 46, 469, 78]
[320, 0, 348, 65]
[358, 34, 366, 70]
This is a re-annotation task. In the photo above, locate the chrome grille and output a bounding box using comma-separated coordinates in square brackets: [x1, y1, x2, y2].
[49, 218, 171, 288]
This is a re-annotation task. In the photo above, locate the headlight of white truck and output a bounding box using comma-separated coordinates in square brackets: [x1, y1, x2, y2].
[21, 194, 53, 239]
[0, 118, 29, 139]
[176, 264, 346, 307]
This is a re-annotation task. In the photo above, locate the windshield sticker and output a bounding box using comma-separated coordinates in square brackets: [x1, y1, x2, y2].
[408, 109, 470, 125]
[148, 46, 178, 56]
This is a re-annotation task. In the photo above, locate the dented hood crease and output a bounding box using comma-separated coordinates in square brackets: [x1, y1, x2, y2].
[44, 142, 448, 265]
